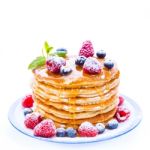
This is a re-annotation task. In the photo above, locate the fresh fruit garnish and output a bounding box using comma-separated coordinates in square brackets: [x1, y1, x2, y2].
[56, 48, 67, 57]
[24, 112, 42, 129]
[115, 106, 131, 122]
[78, 122, 98, 137]
[79, 40, 94, 58]
[66, 127, 77, 138]
[60, 66, 72, 75]
[106, 119, 119, 129]
[118, 96, 124, 106]
[75, 56, 86, 66]
[56, 128, 66, 137]
[96, 50, 106, 58]
[46, 56, 66, 73]
[83, 57, 101, 74]
[23, 108, 33, 116]
[28, 41, 54, 70]
[34, 119, 56, 138]
[95, 123, 105, 134]
[22, 95, 34, 108]
[104, 59, 114, 69]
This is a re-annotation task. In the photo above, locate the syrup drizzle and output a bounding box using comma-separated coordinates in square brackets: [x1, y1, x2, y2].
[33, 56, 119, 128]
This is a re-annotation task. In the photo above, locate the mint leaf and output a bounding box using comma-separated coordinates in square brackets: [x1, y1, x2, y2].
[44, 41, 53, 55]
[28, 56, 46, 70]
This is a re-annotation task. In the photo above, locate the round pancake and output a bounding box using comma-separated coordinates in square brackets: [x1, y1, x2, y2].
[33, 56, 120, 88]
[35, 107, 117, 125]
[33, 85, 118, 105]
[33, 95, 118, 112]
[32, 75, 119, 98]
[49, 117, 114, 129]
[34, 98, 118, 119]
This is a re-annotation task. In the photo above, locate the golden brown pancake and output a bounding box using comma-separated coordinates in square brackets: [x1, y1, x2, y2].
[35, 107, 117, 127]
[32, 56, 120, 128]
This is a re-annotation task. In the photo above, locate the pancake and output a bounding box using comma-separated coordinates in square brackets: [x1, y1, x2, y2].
[48, 117, 114, 129]
[33, 95, 118, 112]
[32, 55, 120, 128]
[33, 84, 118, 105]
[33, 57, 119, 88]
[35, 107, 117, 126]
[34, 96, 118, 119]
[32, 74, 119, 98]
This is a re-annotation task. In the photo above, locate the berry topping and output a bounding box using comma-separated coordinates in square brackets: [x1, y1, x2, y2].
[96, 50, 106, 58]
[24, 112, 42, 129]
[115, 106, 131, 122]
[56, 48, 67, 57]
[34, 119, 56, 138]
[56, 127, 66, 137]
[118, 96, 124, 106]
[23, 108, 33, 116]
[60, 66, 72, 75]
[75, 56, 86, 66]
[66, 127, 77, 138]
[106, 119, 119, 129]
[83, 57, 101, 74]
[22, 95, 34, 108]
[46, 56, 66, 73]
[104, 59, 114, 69]
[79, 41, 94, 58]
[78, 122, 98, 137]
[95, 123, 105, 134]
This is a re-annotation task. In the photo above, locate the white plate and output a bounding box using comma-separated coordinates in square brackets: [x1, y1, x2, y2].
[8, 94, 142, 144]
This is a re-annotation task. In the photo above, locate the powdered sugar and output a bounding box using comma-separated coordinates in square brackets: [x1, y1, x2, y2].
[83, 57, 101, 74]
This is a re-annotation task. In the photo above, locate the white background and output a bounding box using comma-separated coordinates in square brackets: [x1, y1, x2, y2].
[0, 0, 150, 149]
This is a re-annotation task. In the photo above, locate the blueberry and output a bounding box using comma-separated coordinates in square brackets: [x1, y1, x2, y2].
[66, 127, 77, 137]
[75, 56, 86, 66]
[60, 66, 72, 75]
[23, 108, 33, 116]
[104, 60, 114, 69]
[96, 50, 106, 58]
[56, 128, 66, 137]
[96, 123, 105, 134]
[56, 48, 67, 57]
[106, 119, 118, 129]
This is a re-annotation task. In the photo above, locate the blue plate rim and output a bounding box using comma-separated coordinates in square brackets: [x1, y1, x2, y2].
[8, 94, 142, 144]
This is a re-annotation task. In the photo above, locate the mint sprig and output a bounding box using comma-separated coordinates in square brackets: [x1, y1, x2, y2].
[28, 56, 46, 70]
[28, 41, 54, 70]
[43, 41, 54, 57]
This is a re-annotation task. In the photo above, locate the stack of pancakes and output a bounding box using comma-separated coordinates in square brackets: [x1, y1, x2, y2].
[32, 57, 120, 128]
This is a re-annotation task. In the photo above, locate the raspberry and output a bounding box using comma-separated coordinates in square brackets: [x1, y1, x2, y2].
[34, 119, 56, 138]
[24, 112, 42, 129]
[46, 56, 66, 73]
[22, 95, 34, 108]
[79, 41, 94, 58]
[118, 96, 124, 106]
[115, 106, 131, 122]
[83, 57, 101, 74]
[78, 122, 98, 137]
